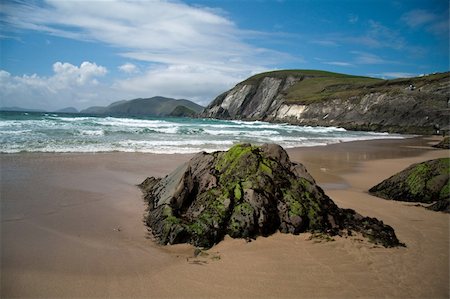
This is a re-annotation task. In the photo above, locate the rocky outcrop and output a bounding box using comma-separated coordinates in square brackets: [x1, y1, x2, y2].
[202, 75, 301, 120]
[140, 144, 403, 248]
[201, 70, 450, 134]
[369, 158, 449, 212]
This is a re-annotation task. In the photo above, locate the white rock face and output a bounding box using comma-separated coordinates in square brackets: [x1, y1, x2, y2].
[272, 104, 307, 120]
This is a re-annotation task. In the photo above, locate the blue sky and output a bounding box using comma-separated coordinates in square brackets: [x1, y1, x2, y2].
[1, 0, 448, 110]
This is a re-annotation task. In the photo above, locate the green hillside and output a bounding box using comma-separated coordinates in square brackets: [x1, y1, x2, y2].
[242, 70, 382, 104]
[81, 96, 203, 116]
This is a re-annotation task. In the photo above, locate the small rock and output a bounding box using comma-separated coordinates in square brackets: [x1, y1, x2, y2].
[369, 158, 449, 213]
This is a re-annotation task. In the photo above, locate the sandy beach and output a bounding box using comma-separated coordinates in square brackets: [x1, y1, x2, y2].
[1, 137, 449, 298]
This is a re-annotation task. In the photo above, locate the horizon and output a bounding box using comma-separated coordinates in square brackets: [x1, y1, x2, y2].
[1, 0, 449, 111]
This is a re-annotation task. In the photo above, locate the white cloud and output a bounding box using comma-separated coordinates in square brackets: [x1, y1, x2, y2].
[53, 61, 107, 85]
[402, 9, 437, 28]
[366, 20, 405, 50]
[371, 72, 417, 79]
[0, 60, 248, 110]
[309, 40, 340, 47]
[2, 1, 278, 69]
[351, 51, 389, 65]
[0, 61, 108, 110]
[1, 0, 290, 108]
[348, 14, 359, 24]
[323, 61, 354, 67]
[118, 63, 138, 74]
[317, 21, 406, 51]
[402, 9, 449, 36]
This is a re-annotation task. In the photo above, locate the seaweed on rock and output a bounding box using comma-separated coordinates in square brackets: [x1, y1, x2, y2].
[369, 158, 450, 213]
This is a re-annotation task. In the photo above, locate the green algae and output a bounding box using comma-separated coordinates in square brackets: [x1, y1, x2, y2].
[259, 159, 273, 175]
[281, 177, 325, 231]
[406, 163, 430, 196]
[406, 158, 449, 199]
[440, 182, 449, 199]
[215, 144, 258, 174]
[234, 184, 242, 201]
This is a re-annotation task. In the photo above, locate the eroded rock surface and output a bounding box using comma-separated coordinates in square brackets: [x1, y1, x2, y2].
[369, 158, 449, 212]
[140, 144, 403, 248]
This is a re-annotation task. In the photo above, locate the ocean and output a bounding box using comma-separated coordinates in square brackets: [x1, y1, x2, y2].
[0, 111, 404, 154]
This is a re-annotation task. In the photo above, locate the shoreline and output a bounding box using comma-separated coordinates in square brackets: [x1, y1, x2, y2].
[1, 136, 448, 298]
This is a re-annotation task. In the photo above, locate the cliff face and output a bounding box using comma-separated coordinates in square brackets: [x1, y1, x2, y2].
[201, 70, 450, 134]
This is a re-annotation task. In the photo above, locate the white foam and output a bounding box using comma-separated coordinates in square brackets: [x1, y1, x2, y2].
[95, 117, 170, 128]
[0, 114, 407, 154]
[78, 129, 104, 136]
[50, 116, 95, 122]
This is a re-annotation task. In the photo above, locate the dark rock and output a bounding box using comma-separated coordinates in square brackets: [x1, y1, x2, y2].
[433, 136, 450, 149]
[140, 144, 403, 248]
[427, 199, 450, 213]
[369, 158, 450, 213]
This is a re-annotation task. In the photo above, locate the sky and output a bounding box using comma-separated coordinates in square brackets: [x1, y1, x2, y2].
[0, 0, 448, 111]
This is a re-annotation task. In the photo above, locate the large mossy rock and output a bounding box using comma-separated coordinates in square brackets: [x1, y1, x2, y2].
[369, 158, 449, 212]
[140, 144, 403, 248]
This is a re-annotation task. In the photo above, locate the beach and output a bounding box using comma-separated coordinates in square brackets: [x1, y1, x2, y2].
[1, 137, 449, 298]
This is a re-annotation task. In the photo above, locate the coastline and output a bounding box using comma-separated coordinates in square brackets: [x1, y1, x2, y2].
[1, 136, 449, 298]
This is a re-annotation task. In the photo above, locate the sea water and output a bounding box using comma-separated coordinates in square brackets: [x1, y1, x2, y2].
[0, 111, 404, 154]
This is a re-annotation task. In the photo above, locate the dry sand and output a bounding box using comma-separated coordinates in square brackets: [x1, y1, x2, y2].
[1, 137, 449, 298]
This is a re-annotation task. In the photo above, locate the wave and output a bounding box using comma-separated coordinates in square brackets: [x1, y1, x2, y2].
[77, 129, 105, 136]
[203, 129, 280, 136]
[0, 114, 405, 154]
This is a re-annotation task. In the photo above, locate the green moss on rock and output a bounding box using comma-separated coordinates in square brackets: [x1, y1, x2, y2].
[406, 163, 430, 196]
[369, 158, 450, 213]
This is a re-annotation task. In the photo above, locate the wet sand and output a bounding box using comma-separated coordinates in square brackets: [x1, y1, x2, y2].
[1, 137, 449, 298]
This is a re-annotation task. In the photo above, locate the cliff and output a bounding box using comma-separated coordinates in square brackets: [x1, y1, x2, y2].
[81, 96, 203, 117]
[201, 70, 450, 134]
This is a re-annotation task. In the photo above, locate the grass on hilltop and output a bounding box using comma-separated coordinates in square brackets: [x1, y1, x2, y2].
[283, 76, 382, 104]
[241, 70, 382, 104]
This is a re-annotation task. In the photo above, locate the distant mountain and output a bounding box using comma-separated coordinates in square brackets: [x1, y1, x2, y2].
[0, 106, 46, 112]
[81, 96, 203, 117]
[80, 106, 107, 114]
[54, 107, 78, 113]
